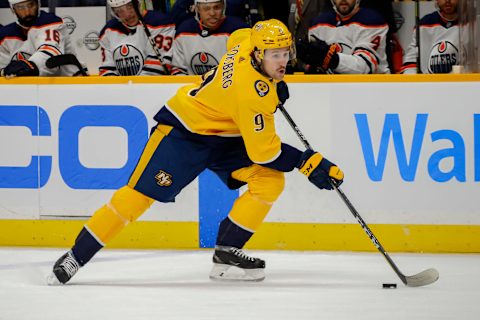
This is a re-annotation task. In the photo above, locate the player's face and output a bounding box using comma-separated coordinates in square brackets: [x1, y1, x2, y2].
[197, 1, 225, 29]
[260, 47, 290, 81]
[13, 0, 38, 24]
[113, 2, 139, 27]
[437, 0, 458, 16]
[333, 0, 357, 16]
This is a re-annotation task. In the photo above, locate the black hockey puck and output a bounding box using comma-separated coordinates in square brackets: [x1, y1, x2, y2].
[382, 283, 397, 289]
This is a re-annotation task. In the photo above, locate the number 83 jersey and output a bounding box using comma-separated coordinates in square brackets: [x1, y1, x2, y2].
[163, 41, 283, 165]
[98, 10, 175, 76]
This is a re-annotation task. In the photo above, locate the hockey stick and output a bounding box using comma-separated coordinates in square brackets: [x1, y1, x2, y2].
[415, 0, 421, 73]
[277, 103, 439, 287]
[133, 5, 170, 75]
[46, 54, 88, 76]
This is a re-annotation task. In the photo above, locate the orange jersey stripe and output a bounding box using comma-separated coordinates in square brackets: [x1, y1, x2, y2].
[0, 36, 23, 46]
[31, 21, 63, 30]
[39, 45, 61, 56]
[354, 49, 379, 67]
[174, 32, 230, 40]
[309, 21, 388, 31]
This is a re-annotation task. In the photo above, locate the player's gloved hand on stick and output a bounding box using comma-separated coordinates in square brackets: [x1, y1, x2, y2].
[296, 37, 339, 72]
[2, 59, 39, 78]
[297, 149, 344, 190]
[276, 80, 289, 104]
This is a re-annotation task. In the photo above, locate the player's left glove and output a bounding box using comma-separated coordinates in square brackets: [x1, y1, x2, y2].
[297, 149, 344, 190]
[276, 80, 289, 105]
[2, 60, 39, 78]
[296, 37, 339, 72]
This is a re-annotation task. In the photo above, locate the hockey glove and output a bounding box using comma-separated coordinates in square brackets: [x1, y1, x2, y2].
[277, 80, 289, 105]
[297, 149, 344, 190]
[2, 60, 39, 78]
[296, 37, 339, 72]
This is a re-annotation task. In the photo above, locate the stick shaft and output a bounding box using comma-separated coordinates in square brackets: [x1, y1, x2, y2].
[277, 104, 312, 150]
[415, 0, 421, 73]
[277, 103, 407, 284]
[134, 6, 170, 75]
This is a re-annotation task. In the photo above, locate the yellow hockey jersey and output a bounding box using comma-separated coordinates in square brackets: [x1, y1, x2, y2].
[165, 40, 282, 165]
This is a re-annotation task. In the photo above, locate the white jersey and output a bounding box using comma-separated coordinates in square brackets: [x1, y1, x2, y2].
[308, 8, 390, 74]
[99, 11, 175, 76]
[171, 16, 248, 75]
[402, 11, 458, 74]
[0, 11, 80, 76]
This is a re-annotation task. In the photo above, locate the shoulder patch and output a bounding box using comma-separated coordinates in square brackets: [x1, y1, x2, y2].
[254, 80, 269, 97]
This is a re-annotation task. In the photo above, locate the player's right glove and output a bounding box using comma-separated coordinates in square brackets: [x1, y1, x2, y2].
[296, 37, 339, 72]
[297, 149, 344, 190]
[2, 59, 39, 78]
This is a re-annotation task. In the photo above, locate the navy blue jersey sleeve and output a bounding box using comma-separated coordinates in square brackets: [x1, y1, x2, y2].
[309, 11, 336, 28]
[217, 16, 249, 33]
[261, 143, 303, 172]
[0, 22, 25, 42]
[99, 18, 129, 38]
[175, 17, 200, 37]
[351, 8, 387, 26]
[34, 11, 63, 27]
[144, 10, 174, 26]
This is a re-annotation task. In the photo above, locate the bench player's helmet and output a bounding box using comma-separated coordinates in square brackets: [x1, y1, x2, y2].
[107, 0, 141, 17]
[107, 0, 138, 9]
[250, 19, 295, 61]
[8, 0, 40, 28]
[8, 0, 38, 9]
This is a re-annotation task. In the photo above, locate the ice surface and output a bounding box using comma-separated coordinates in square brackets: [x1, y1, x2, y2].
[0, 248, 478, 320]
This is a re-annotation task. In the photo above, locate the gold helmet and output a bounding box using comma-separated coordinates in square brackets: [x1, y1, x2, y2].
[251, 19, 295, 61]
[227, 28, 251, 51]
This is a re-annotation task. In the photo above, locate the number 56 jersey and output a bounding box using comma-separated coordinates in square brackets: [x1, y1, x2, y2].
[98, 10, 175, 76]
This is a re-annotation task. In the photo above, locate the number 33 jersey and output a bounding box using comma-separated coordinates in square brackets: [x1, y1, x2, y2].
[98, 10, 175, 76]
[0, 10, 79, 76]
[163, 40, 283, 165]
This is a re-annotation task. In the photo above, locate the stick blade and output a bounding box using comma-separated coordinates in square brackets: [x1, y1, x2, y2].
[405, 268, 439, 287]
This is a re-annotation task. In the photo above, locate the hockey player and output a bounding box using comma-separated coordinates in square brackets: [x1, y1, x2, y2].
[401, 0, 458, 74]
[47, 19, 344, 285]
[297, 0, 390, 74]
[99, 0, 175, 76]
[0, 0, 84, 77]
[171, 0, 248, 75]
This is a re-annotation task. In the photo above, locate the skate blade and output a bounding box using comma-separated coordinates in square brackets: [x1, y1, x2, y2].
[46, 272, 62, 286]
[209, 263, 265, 282]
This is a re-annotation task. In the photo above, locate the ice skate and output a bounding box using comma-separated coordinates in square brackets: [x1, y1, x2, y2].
[209, 246, 265, 282]
[46, 251, 80, 285]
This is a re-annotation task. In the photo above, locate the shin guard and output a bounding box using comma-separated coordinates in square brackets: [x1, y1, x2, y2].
[85, 186, 154, 244]
[217, 165, 285, 247]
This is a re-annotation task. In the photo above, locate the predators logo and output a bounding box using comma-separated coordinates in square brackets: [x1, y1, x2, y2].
[155, 170, 173, 187]
[254, 80, 269, 97]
